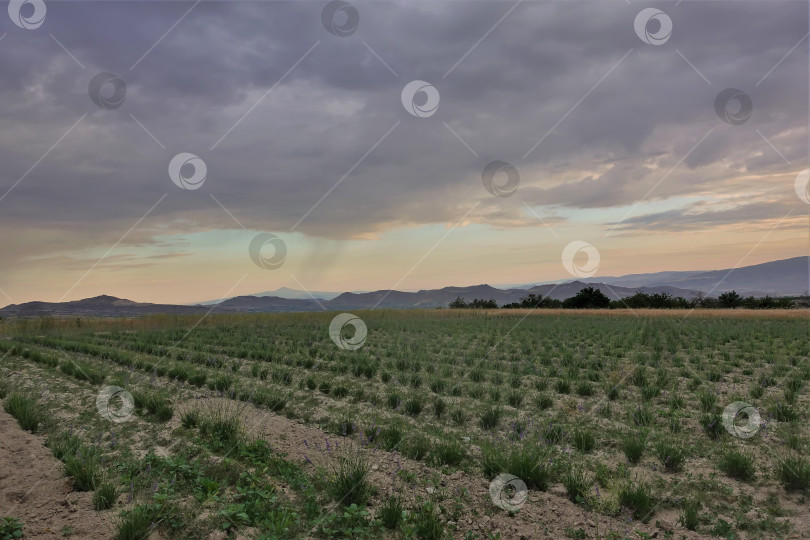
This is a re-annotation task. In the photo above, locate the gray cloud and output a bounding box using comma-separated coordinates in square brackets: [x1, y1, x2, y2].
[0, 0, 807, 272]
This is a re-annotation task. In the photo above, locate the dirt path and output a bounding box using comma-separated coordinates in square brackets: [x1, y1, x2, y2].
[0, 409, 112, 540]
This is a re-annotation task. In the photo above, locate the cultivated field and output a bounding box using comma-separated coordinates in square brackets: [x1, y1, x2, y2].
[0, 310, 808, 539]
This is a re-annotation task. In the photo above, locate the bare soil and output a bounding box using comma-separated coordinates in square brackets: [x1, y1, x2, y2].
[0, 409, 112, 540]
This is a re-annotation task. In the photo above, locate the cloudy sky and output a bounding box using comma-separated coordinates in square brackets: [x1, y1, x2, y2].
[0, 0, 808, 305]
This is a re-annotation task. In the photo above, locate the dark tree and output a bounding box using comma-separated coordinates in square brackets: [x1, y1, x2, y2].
[562, 287, 611, 309]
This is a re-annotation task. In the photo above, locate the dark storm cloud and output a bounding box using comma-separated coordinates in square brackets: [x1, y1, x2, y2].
[0, 0, 807, 259]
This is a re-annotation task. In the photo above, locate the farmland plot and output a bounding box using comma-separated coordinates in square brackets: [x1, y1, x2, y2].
[0, 309, 808, 539]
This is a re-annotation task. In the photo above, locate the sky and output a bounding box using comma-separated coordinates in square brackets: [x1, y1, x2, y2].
[0, 0, 808, 306]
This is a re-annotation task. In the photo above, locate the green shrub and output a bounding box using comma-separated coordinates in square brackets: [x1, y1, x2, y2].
[0, 517, 24, 540]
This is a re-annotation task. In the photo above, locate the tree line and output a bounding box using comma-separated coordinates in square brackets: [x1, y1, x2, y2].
[448, 287, 799, 310]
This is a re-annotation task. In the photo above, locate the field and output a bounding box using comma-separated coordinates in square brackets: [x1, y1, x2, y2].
[0, 309, 808, 539]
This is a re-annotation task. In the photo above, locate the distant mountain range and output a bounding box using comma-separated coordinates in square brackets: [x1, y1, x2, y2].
[1, 256, 806, 317]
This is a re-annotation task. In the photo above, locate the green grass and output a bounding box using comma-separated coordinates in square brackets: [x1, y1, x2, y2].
[479, 406, 502, 430]
[718, 449, 756, 481]
[3, 392, 44, 433]
[131, 391, 173, 422]
[379, 493, 404, 530]
[4, 309, 809, 540]
[777, 455, 810, 491]
[679, 499, 700, 531]
[92, 482, 119, 510]
[620, 478, 654, 521]
[114, 505, 157, 540]
[562, 466, 593, 503]
[328, 453, 370, 506]
[621, 431, 646, 464]
[655, 441, 686, 473]
[431, 438, 466, 467]
[572, 429, 596, 453]
[412, 501, 444, 540]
